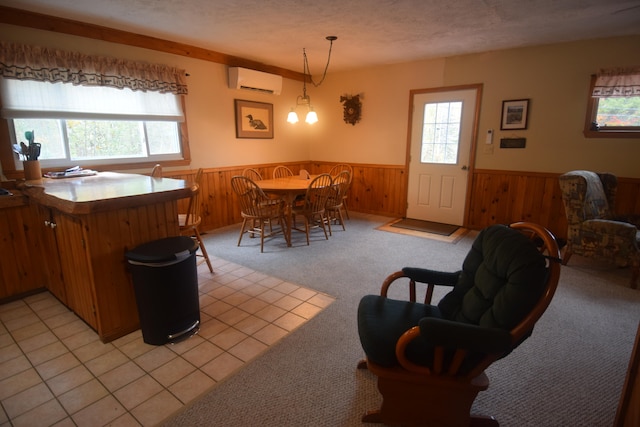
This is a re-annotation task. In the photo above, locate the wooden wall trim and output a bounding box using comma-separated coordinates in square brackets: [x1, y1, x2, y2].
[0, 6, 305, 81]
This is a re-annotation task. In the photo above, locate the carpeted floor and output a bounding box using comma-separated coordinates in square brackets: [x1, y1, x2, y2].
[164, 213, 640, 427]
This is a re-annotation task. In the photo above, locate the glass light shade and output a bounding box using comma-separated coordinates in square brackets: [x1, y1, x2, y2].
[287, 109, 299, 124]
[305, 109, 318, 124]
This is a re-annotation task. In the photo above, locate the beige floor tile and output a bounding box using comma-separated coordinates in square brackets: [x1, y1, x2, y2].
[256, 288, 286, 304]
[197, 317, 230, 340]
[11, 320, 48, 342]
[3, 313, 40, 333]
[1, 262, 335, 427]
[209, 327, 247, 350]
[46, 365, 94, 396]
[308, 293, 336, 308]
[150, 357, 195, 387]
[58, 378, 109, 414]
[51, 319, 92, 340]
[254, 304, 287, 322]
[234, 315, 269, 335]
[117, 336, 155, 360]
[273, 281, 300, 294]
[167, 333, 205, 355]
[0, 343, 22, 364]
[32, 301, 70, 321]
[61, 329, 100, 351]
[0, 368, 42, 400]
[0, 331, 14, 349]
[237, 297, 269, 315]
[216, 307, 251, 326]
[99, 361, 145, 392]
[0, 303, 31, 322]
[106, 412, 143, 427]
[273, 312, 307, 331]
[17, 330, 59, 354]
[169, 370, 216, 404]
[44, 311, 81, 330]
[114, 375, 163, 411]
[252, 323, 289, 346]
[292, 301, 325, 319]
[72, 395, 126, 427]
[85, 348, 129, 377]
[273, 294, 303, 311]
[134, 346, 176, 372]
[290, 286, 317, 300]
[0, 354, 31, 381]
[73, 339, 115, 363]
[35, 352, 80, 380]
[182, 341, 224, 368]
[10, 398, 67, 427]
[3, 383, 54, 419]
[201, 352, 244, 382]
[130, 390, 182, 427]
[228, 337, 268, 362]
[26, 340, 68, 366]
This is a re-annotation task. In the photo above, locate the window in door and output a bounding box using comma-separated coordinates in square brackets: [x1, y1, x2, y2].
[420, 101, 462, 164]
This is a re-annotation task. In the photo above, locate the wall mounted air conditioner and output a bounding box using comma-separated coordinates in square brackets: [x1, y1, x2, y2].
[228, 67, 283, 95]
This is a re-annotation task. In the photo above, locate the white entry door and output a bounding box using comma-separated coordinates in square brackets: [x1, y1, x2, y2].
[406, 86, 480, 225]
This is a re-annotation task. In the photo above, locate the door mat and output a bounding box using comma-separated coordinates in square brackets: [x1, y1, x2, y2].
[377, 218, 470, 243]
[391, 218, 460, 236]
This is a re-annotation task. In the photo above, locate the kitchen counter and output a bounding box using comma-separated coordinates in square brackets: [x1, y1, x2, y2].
[19, 171, 194, 214]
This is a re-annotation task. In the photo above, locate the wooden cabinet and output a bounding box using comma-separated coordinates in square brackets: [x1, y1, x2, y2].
[16, 172, 193, 342]
[0, 196, 48, 300]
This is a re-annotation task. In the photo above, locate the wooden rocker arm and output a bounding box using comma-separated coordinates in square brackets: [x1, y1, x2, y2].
[381, 268, 459, 304]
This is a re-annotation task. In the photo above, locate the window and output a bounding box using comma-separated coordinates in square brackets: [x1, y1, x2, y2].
[584, 68, 640, 138]
[420, 101, 462, 164]
[0, 41, 190, 175]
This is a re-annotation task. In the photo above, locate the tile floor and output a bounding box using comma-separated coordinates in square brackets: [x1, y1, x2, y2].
[0, 256, 335, 427]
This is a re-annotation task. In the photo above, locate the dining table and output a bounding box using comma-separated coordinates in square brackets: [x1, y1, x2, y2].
[256, 175, 314, 247]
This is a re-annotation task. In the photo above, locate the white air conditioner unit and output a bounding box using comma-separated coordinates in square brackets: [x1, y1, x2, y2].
[228, 67, 282, 95]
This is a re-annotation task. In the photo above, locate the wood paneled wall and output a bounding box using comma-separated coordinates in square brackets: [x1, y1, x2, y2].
[161, 164, 640, 242]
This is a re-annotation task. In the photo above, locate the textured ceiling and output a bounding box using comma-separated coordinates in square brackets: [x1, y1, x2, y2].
[2, 0, 640, 73]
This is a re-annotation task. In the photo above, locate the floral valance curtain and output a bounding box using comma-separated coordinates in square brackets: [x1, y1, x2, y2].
[0, 41, 188, 95]
[592, 66, 640, 97]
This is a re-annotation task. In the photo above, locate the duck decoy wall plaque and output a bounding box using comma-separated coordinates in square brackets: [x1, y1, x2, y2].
[235, 99, 274, 138]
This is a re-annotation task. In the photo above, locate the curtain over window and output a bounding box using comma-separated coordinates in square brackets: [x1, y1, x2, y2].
[592, 67, 640, 97]
[0, 42, 187, 121]
[0, 41, 188, 94]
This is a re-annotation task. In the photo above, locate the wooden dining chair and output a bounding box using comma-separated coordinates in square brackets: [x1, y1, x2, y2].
[242, 168, 263, 181]
[292, 173, 333, 245]
[179, 168, 213, 272]
[273, 165, 294, 179]
[325, 170, 351, 235]
[151, 164, 163, 178]
[329, 163, 353, 219]
[231, 175, 288, 252]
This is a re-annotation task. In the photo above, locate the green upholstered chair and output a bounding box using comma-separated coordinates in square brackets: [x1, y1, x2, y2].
[357, 222, 561, 426]
[558, 170, 639, 289]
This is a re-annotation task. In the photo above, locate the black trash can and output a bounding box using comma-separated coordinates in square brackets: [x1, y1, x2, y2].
[125, 236, 200, 345]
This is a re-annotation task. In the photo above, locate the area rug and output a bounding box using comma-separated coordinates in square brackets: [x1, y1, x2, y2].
[377, 218, 470, 243]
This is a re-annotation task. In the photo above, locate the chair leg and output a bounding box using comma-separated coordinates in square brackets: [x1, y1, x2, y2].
[343, 198, 350, 219]
[194, 228, 213, 273]
[237, 218, 248, 246]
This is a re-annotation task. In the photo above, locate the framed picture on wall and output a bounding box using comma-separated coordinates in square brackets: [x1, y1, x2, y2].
[234, 99, 274, 139]
[500, 99, 530, 130]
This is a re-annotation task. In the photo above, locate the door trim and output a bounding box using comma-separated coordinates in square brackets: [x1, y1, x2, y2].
[402, 83, 483, 227]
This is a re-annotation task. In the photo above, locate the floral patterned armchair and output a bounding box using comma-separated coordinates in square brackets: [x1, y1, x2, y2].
[558, 170, 639, 289]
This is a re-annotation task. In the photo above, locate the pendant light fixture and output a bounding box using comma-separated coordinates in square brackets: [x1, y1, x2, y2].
[287, 36, 337, 124]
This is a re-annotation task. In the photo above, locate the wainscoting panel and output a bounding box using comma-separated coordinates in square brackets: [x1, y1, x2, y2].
[161, 165, 640, 242]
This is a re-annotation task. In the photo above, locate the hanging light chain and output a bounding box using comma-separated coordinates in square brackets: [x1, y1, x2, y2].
[304, 36, 336, 88]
